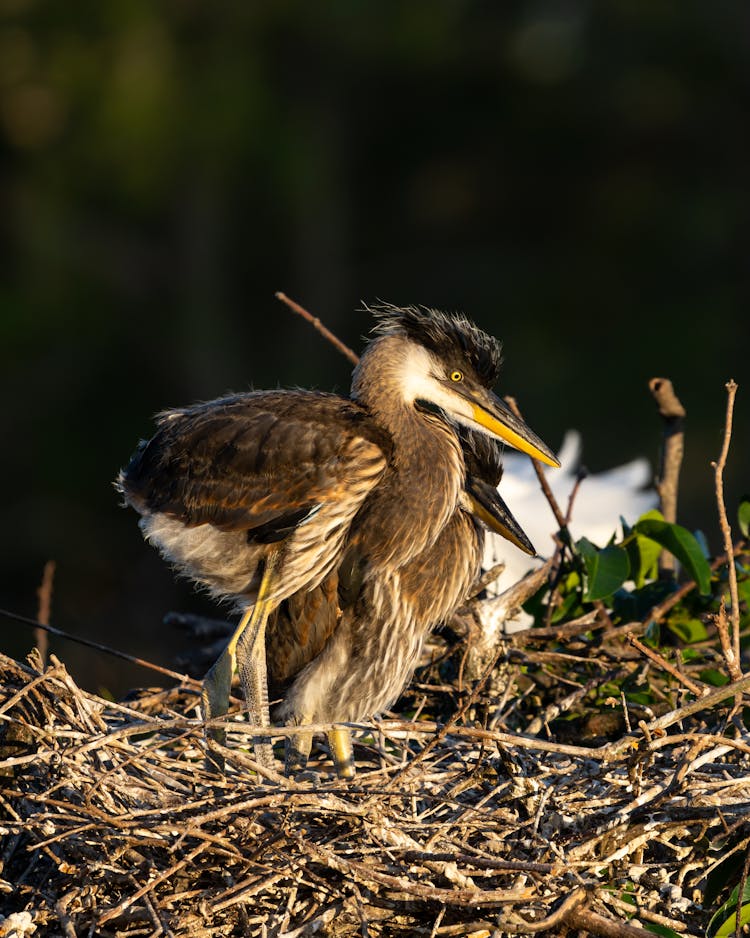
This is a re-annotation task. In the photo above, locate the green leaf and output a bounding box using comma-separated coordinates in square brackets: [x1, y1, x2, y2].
[700, 668, 730, 687]
[625, 689, 654, 706]
[550, 589, 582, 623]
[739, 496, 750, 538]
[578, 537, 630, 601]
[707, 878, 750, 937]
[633, 518, 712, 595]
[625, 533, 662, 588]
[667, 618, 708, 644]
[645, 926, 684, 937]
[715, 907, 750, 937]
[612, 579, 673, 622]
[637, 508, 666, 524]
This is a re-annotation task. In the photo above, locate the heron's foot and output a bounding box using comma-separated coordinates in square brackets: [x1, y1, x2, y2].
[201, 644, 235, 772]
[327, 726, 355, 779]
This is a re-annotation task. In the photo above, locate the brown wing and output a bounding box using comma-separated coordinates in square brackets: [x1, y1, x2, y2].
[119, 390, 392, 540]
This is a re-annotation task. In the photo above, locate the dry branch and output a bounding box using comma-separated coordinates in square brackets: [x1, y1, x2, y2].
[275, 291, 359, 367]
[711, 379, 742, 681]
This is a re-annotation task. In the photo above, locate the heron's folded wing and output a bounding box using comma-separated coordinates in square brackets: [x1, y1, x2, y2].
[119, 390, 391, 536]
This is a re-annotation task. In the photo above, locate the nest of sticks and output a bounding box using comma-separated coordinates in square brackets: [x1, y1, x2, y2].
[2, 604, 749, 938]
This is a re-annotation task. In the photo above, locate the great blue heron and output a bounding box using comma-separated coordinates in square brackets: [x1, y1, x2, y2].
[267, 426, 536, 776]
[118, 305, 558, 775]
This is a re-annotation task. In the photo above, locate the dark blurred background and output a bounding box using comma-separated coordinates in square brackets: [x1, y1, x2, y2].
[1, 1, 747, 696]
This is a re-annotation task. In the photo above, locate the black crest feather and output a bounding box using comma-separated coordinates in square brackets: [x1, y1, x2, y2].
[365, 303, 502, 387]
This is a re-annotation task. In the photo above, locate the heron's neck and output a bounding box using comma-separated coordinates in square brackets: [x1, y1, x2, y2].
[351, 336, 452, 454]
[351, 336, 464, 559]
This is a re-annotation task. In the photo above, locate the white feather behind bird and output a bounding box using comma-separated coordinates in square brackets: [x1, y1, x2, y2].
[483, 431, 658, 596]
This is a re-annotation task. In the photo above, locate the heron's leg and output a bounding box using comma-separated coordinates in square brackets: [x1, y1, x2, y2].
[327, 726, 355, 779]
[202, 548, 281, 771]
[234, 548, 283, 770]
[285, 725, 314, 776]
[202, 608, 253, 770]
[284, 726, 354, 778]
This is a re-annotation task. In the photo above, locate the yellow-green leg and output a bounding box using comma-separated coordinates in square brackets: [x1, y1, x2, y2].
[327, 726, 355, 779]
[284, 724, 354, 778]
[202, 548, 281, 772]
[235, 552, 280, 769]
[201, 609, 250, 771]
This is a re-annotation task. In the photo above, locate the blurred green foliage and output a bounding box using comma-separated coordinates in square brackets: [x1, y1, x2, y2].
[0, 0, 747, 692]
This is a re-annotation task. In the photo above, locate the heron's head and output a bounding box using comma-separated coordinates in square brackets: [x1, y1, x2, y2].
[353, 304, 560, 469]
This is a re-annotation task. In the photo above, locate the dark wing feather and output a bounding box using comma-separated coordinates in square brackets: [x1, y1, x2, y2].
[120, 390, 392, 536]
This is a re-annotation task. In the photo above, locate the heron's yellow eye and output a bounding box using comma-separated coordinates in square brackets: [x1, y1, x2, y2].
[450, 370, 464, 383]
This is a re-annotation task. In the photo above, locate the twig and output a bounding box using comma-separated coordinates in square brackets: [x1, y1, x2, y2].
[275, 292, 360, 367]
[503, 395, 567, 633]
[602, 670, 750, 758]
[498, 887, 586, 933]
[378, 719, 603, 758]
[35, 560, 56, 667]
[468, 560, 555, 678]
[142, 890, 177, 938]
[565, 903, 663, 937]
[563, 467, 587, 526]
[504, 395, 565, 529]
[401, 852, 555, 875]
[210, 872, 287, 913]
[54, 891, 78, 938]
[289, 835, 528, 907]
[511, 609, 599, 643]
[711, 379, 742, 680]
[98, 842, 207, 925]
[626, 633, 706, 697]
[649, 378, 686, 577]
[713, 598, 742, 684]
[428, 905, 445, 938]
[599, 890, 690, 933]
[0, 606, 202, 689]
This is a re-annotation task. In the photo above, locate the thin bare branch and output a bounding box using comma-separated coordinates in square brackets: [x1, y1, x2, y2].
[0, 606, 202, 689]
[504, 395, 565, 529]
[626, 632, 706, 697]
[711, 379, 742, 679]
[275, 291, 360, 366]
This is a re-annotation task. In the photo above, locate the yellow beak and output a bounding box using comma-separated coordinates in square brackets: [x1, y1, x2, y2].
[471, 396, 560, 468]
